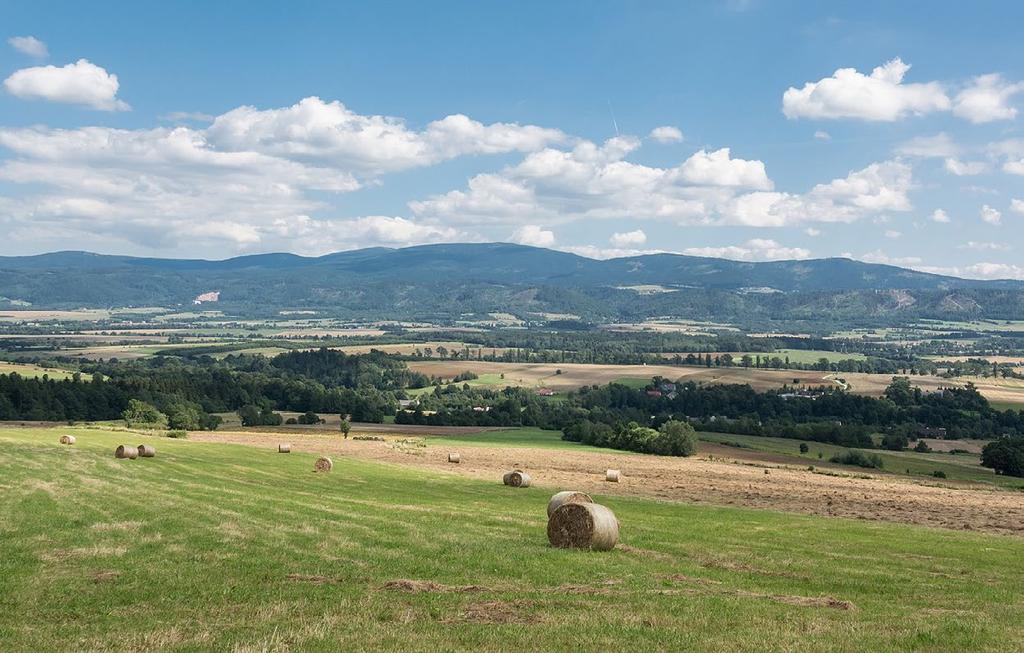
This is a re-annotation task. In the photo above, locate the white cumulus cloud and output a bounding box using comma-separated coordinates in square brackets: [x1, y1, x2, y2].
[677, 148, 772, 189]
[510, 224, 555, 247]
[683, 238, 810, 261]
[980, 204, 1002, 225]
[783, 58, 950, 121]
[931, 209, 951, 223]
[917, 263, 1024, 280]
[609, 230, 647, 247]
[953, 73, 1024, 123]
[858, 250, 923, 266]
[944, 158, 988, 176]
[206, 97, 566, 174]
[7, 36, 48, 58]
[1012, 198, 1024, 214]
[3, 59, 129, 111]
[649, 126, 684, 143]
[0, 97, 582, 255]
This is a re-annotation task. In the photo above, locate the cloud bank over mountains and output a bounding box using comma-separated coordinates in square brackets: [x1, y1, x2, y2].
[0, 41, 1022, 277]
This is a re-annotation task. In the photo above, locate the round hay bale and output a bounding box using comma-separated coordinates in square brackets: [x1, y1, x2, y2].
[278, 443, 291, 453]
[137, 444, 156, 458]
[59, 435, 76, 445]
[547, 490, 593, 518]
[114, 444, 138, 460]
[605, 469, 620, 483]
[314, 456, 333, 473]
[503, 470, 531, 488]
[547, 502, 619, 551]
[448, 452, 461, 464]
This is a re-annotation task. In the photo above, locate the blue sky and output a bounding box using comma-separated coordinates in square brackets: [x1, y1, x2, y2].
[0, 1, 1022, 278]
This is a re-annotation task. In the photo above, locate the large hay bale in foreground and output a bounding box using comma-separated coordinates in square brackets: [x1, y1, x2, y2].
[448, 453, 461, 463]
[605, 469, 620, 483]
[114, 444, 138, 460]
[278, 443, 291, 453]
[502, 470, 531, 488]
[314, 456, 333, 472]
[59, 435, 76, 445]
[547, 503, 619, 551]
[137, 444, 156, 458]
[547, 490, 593, 518]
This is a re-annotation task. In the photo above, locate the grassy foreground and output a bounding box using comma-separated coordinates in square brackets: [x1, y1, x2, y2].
[1, 427, 1022, 651]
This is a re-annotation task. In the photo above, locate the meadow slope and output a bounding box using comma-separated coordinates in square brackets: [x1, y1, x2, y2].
[1, 426, 1022, 652]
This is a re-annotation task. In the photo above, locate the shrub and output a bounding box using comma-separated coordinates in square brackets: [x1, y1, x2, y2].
[881, 432, 909, 451]
[167, 429, 188, 439]
[297, 411, 321, 425]
[932, 470, 947, 478]
[285, 417, 298, 424]
[981, 436, 1024, 477]
[829, 450, 884, 469]
[238, 404, 283, 427]
[122, 399, 166, 428]
[914, 440, 932, 453]
[799, 443, 809, 454]
[651, 420, 697, 457]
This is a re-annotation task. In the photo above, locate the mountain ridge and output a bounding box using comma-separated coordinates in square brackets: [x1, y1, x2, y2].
[2, 243, 1023, 323]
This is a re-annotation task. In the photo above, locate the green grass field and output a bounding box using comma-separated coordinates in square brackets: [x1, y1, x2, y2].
[1, 426, 1023, 651]
[697, 432, 1024, 490]
[407, 374, 531, 397]
[0, 361, 79, 380]
[611, 376, 651, 389]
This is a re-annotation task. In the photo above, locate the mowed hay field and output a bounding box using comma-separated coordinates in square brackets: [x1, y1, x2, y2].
[405, 361, 1024, 406]
[3, 427, 1023, 651]
[406, 361, 835, 392]
[0, 361, 79, 380]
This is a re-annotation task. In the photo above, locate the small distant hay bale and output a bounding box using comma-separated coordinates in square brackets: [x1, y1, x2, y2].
[547, 503, 619, 551]
[114, 444, 138, 460]
[547, 490, 593, 518]
[448, 453, 461, 463]
[314, 456, 333, 472]
[605, 469, 620, 483]
[278, 443, 291, 453]
[502, 470, 531, 488]
[59, 435, 76, 445]
[137, 444, 156, 458]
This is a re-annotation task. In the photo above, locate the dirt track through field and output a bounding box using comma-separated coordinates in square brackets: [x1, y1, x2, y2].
[193, 430, 1024, 537]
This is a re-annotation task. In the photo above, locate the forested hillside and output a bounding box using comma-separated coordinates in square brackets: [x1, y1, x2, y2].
[3, 244, 1024, 323]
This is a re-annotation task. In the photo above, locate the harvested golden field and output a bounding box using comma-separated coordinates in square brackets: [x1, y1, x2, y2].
[839, 372, 1024, 405]
[405, 360, 1024, 405]
[928, 355, 1024, 365]
[0, 309, 113, 322]
[193, 429, 1024, 536]
[271, 328, 387, 337]
[0, 361, 78, 380]
[408, 360, 845, 391]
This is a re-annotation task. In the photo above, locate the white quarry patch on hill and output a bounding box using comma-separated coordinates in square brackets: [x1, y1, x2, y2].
[193, 291, 220, 304]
